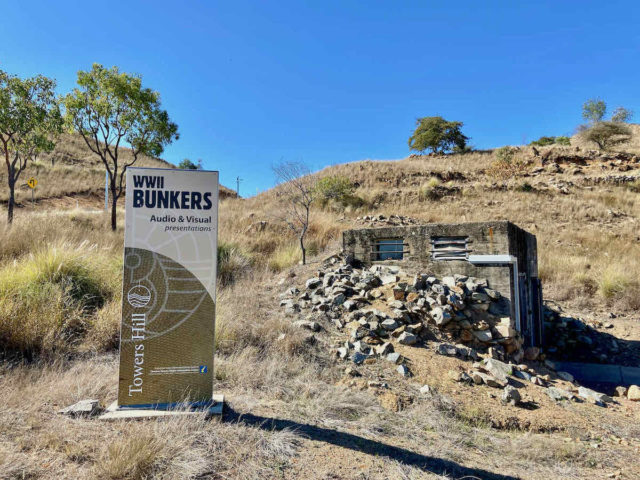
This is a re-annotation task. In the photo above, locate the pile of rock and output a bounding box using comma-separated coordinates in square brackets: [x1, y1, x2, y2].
[355, 214, 419, 227]
[585, 174, 640, 186]
[280, 262, 523, 372]
[281, 261, 637, 410]
[543, 308, 622, 364]
[444, 355, 619, 408]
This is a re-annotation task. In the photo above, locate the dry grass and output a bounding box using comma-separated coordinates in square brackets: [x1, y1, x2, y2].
[0, 358, 301, 480]
[0, 134, 173, 205]
[486, 146, 534, 179]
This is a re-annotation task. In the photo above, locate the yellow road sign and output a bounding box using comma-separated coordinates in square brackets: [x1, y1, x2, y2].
[27, 177, 37, 189]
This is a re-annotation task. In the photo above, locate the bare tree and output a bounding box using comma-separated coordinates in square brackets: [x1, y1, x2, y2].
[273, 161, 316, 265]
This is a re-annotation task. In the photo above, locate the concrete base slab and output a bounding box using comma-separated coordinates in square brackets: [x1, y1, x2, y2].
[99, 394, 224, 420]
[552, 362, 640, 388]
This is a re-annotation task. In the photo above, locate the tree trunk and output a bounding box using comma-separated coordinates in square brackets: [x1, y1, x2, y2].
[299, 234, 306, 265]
[7, 175, 15, 224]
[111, 187, 118, 231]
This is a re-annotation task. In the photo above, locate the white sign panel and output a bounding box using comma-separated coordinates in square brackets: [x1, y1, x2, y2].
[117, 167, 219, 408]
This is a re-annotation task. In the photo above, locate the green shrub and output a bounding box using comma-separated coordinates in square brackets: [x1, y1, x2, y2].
[517, 182, 534, 192]
[315, 176, 355, 204]
[581, 122, 631, 150]
[529, 136, 556, 147]
[529, 136, 571, 147]
[177, 158, 200, 170]
[452, 144, 474, 154]
[408, 116, 469, 154]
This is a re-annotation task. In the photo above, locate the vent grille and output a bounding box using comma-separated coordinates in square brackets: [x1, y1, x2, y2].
[431, 236, 471, 260]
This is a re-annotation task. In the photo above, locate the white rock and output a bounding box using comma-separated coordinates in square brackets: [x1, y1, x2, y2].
[398, 332, 417, 345]
[58, 399, 101, 416]
[381, 319, 399, 331]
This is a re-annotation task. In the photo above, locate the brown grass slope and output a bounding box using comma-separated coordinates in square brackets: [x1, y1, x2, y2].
[0, 133, 237, 206]
[224, 144, 640, 315]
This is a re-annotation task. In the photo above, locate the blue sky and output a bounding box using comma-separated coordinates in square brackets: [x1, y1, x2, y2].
[1, 1, 638, 196]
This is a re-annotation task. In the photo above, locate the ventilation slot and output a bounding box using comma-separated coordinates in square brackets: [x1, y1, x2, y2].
[431, 236, 471, 260]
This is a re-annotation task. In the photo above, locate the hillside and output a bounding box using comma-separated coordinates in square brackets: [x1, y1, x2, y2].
[0, 133, 237, 207]
[0, 136, 639, 479]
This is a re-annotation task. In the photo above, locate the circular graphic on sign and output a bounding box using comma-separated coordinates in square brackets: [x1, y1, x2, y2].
[127, 285, 151, 308]
[125, 252, 142, 269]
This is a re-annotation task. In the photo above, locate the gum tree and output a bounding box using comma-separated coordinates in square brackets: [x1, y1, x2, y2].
[0, 71, 62, 224]
[611, 106, 633, 123]
[582, 98, 607, 124]
[64, 64, 178, 230]
[408, 116, 468, 155]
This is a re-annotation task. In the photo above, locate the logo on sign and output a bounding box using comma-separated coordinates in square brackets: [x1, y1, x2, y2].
[127, 285, 151, 308]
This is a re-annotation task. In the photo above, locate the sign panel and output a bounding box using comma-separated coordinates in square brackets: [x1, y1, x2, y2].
[117, 167, 219, 408]
[27, 177, 37, 189]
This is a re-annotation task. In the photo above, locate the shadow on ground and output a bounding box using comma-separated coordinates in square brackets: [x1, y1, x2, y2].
[543, 303, 640, 367]
[223, 407, 521, 480]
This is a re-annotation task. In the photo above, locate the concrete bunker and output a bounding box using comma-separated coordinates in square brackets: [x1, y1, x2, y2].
[342, 221, 543, 348]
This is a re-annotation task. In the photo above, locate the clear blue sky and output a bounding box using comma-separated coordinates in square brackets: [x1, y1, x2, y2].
[1, 1, 638, 196]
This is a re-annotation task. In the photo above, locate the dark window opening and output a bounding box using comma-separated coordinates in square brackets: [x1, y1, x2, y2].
[372, 238, 405, 261]
[431, 236, 471, 260]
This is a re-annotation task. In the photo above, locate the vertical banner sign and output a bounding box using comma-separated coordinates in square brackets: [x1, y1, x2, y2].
[117, 167, 219, 408]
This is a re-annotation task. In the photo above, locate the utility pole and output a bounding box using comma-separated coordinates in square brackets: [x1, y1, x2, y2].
[236, 176, 242, 197]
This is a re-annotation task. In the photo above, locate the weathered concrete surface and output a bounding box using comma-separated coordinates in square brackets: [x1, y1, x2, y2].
[343, 222, 517, 298]
[550, 361, 640, 388]
[99, 394, 224, 420]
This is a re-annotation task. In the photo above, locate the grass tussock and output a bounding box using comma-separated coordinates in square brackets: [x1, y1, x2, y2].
[94, 431, 167, 480]
[627, 179, 640, 193]
[419, 177, 442, 200]
[268, 243, 302, 272]
[0, 242, 120, 357]
[217, 241, 252, 286]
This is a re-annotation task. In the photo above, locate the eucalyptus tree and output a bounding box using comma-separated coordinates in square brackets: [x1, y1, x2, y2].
[408, 116, 468, 155]
[0, 71, 62, 223]
[582, 98, 607, 124]
[64, 64, 178, 230]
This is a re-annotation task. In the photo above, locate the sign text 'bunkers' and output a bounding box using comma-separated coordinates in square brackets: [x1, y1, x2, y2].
[132, 175, 214, 210]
